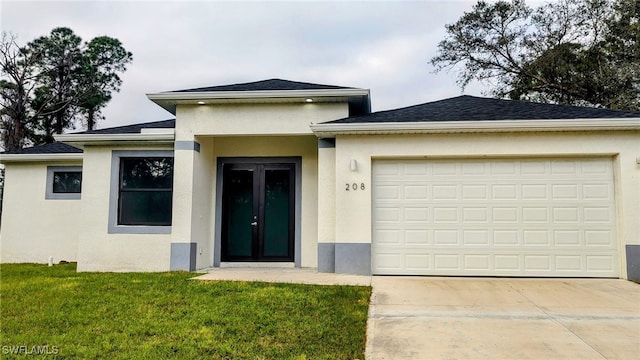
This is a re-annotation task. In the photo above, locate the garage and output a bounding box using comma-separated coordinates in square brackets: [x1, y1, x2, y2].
[372, 158, 619, 277]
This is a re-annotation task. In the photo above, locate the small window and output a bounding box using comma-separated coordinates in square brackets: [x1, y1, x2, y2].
[46, 166, 82, 200]
[118, 157, 174, 226]
[53, 172, 82, 193]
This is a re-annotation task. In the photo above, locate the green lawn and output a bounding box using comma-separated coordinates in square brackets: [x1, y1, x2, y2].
[0, 263, 371, 359]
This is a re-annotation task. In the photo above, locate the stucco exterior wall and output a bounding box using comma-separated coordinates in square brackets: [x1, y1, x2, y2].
[212, 135, 319, 267]
[318, 146, 336, 245]
[174, 103, 349, 139]
[171, 102, 337, 270]
[317, 144, 336, 272]
[171, 137, 216, 270]
[333, 131, 640, 278]
[0, 162, 82, 264]
[76, 145, 174, 272]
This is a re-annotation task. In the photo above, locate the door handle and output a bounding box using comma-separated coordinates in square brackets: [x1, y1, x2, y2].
[250, 221, 258, 226]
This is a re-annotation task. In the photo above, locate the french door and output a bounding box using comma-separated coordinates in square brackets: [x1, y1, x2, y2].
[221, 162, 295, 261]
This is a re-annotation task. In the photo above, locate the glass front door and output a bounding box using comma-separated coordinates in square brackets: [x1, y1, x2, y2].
[221, 163, 294, 261]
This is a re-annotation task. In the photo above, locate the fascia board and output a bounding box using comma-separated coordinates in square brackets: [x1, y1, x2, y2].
[54, 133, 175, 143]
[147, 88, 370, 101]
[146, 89, 371, 115]
[0, 153, 83, 163]
[53, 133, 175, 148]
[310, 118, 640, 137]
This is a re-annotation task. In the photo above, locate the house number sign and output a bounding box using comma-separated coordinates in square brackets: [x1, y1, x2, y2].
[345, 182, 366, 191]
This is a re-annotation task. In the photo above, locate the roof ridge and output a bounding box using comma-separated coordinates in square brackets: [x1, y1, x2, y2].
[170, 78, 357, 93]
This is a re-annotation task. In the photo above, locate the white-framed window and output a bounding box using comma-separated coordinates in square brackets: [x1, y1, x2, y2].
[45, 166, 82, 200]
[108, 150, 174, 234]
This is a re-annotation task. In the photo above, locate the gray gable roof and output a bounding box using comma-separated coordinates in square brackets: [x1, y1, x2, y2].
[328, 95, 640, 124]
[172, 78, 355, 93]
[2, 142, 83, 155]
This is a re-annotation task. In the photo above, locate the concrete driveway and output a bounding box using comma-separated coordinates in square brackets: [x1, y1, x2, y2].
[367, 277, 640, 360]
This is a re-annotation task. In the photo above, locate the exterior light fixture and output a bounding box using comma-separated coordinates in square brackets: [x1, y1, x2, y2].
[305, 98, 313, 103]
[350, 159, 358, 171]
[197, 101, 205, 105]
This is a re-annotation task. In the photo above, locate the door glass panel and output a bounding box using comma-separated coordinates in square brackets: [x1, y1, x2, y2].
[263, 169, 291, 257]
[224, 169, 253, 257]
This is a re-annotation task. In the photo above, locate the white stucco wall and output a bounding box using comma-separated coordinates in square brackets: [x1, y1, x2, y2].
[174, 103, 349, 139]
[0, 162, 82, 264]
[171, 137, 215, 270]
[317, 146, 336, 246]
[171, 102, 341, 269]
[331, 131, 640, 278]
[76, 145, 174, 272]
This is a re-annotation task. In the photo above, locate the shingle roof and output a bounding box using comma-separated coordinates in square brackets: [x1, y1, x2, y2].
[2, 142, 83, 155]
[1, 119, 175, 155]
[328, 95, 640, 124]
[78, 119, 175, 134]
[172, 78, 355, 93]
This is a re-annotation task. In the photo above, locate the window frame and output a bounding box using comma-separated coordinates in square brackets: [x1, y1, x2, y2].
[45, 166, 82, 200]
[108, 150, 174, 234]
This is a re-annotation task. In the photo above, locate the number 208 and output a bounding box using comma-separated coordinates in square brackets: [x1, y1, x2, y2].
[346, 183, 365, 191]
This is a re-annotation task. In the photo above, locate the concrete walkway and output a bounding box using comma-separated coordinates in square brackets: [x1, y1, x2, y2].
[193, 267, 371, 286]
[193, 269, 640, 359]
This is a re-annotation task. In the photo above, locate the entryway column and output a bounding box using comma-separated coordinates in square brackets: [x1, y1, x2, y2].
[317, 138, 336, 272]
[170, 137, 215, 271]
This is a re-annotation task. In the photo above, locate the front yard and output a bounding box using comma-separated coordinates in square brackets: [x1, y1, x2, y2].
[0, 264, 371, 359]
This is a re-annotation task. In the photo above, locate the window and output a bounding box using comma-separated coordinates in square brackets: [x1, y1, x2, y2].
[109, 150, 174, 234]
[118, 157, 174, 226]
[46, 166, 82, 199]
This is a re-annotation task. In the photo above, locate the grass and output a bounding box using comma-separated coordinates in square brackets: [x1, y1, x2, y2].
[0, 263, 371, 359]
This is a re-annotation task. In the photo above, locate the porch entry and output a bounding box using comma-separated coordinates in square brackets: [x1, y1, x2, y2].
[221, 161, 295, 262]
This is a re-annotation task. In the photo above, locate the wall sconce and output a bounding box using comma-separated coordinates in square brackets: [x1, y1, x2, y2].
[350, 159, 358, 171]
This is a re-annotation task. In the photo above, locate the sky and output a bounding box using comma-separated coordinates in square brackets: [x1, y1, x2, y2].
[1, 0, 488, 129]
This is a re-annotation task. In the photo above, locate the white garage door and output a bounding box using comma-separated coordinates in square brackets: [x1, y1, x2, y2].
[372, 158, 618, 277]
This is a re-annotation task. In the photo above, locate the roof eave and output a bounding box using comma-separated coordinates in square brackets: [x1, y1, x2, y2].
[0, 152, 83, 163]
[146, 88, 371, 115]
[310, 118, 640, 137]
[54, 132, 176, 149]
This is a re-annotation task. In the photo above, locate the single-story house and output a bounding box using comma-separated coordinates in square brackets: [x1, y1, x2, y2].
[1, 79, 639, 280]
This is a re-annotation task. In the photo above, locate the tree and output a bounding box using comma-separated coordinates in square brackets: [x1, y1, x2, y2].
[0, 33, 42, 151]
[0, 27, 132, 150]
[77, 36, 133, 131]
[431, 0, 640, 111]
[28, 27, 84, 144]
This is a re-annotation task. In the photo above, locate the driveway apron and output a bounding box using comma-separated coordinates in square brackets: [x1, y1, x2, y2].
[366, 277, 640, 360]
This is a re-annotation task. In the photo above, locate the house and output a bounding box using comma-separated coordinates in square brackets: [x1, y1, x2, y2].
[1, 79, 639, 281]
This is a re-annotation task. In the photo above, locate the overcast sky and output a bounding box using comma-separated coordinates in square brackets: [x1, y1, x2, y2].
[1, 0, 490, 129]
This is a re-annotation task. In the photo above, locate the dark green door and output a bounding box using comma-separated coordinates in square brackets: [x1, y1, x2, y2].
[221, 163, 294, 261]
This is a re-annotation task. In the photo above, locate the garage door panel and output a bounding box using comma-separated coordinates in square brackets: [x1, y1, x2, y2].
[583, 184, 612, 200]
[404, 185, 429, 199]
[405, 230, 429, 244]
[554, 230, 581, 246]
[462, 185, 488, 199]
[372, 158, 618, 277]
[522, 184, 548, 199]
[493, 230, 520, 245]
[585, 230, 614, 246]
